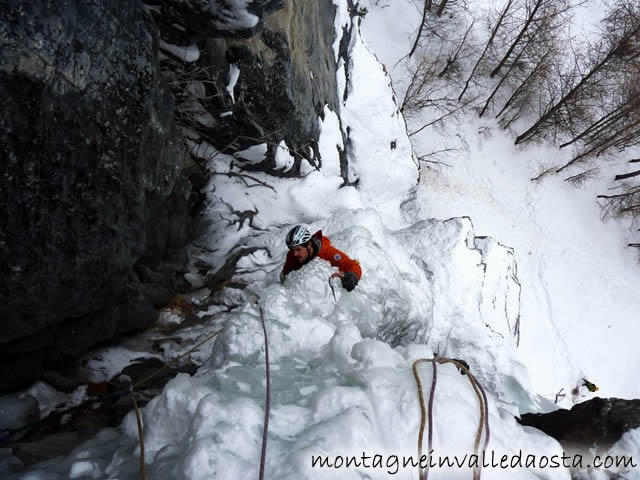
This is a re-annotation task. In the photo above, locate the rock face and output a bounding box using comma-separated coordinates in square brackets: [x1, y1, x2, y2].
[519, 397, 640, 454]
[154, 0, 339, 175]
[163, 0, 284, 37]
[0, 0, 341, 392]
[0, 1, 190, 392]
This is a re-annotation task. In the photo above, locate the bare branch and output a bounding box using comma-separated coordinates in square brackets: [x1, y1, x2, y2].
[409, 0, 433, 58]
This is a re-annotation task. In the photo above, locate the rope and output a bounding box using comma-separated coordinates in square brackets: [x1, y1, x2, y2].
[131, 327, 224, 390]
[1, 326, 226, 445]
[128, 327, 225, 480]
[258, 307, 271, 480]
[411, 357, 437, 480]
[130, 385, 147, 480]
[412, 357, 490, 480]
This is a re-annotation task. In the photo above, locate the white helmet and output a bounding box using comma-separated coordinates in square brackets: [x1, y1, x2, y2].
[286, 225, 312, 249]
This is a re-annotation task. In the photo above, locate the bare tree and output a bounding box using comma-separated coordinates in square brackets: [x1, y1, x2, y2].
[597, 185, 640, 222]
[401, 1, 476, 120]
[479, 13, 553, 117]
[515, 1, 640, 146]
[409, 0, 434, 58]
[491, 0, 546, 78]
[459, 0, 514, 101]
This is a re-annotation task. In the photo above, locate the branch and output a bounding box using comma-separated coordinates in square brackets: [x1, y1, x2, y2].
[211, 171, 276, 191]
[491, 0, 544, 78]
[409, 101, 469, 136]
[530, 165, 556, 182]
[564, 167, 598, 185]
[436, 0, 449, 17]
[614, 169, 640, 181]
[409, 0, 433, 58]
[439, 21, 475, 78]
[596, 186, 640, 200]
[459, 0, 513, 101]
[417, 148, 457, 167]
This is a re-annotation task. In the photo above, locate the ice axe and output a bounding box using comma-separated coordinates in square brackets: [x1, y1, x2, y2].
[328, 272, 343, 302]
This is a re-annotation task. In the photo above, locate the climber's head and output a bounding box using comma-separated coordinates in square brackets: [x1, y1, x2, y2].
[286, 225, 313, 264]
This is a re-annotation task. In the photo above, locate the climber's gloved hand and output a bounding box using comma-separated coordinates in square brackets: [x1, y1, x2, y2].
[341, 271, 359, 292]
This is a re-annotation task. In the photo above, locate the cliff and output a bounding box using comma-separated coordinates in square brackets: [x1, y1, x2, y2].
[0, 0, 341, 392]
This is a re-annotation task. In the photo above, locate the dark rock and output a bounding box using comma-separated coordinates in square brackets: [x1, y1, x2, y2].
[0, 356, 44, 393]
[6, 358, 198, 466]
[0, 394, 39, 432]
[1, 0, 345, 393]
[518, 397, 640, 455]
[162, 0, 284, 38]
[118, 357, 198, 389]
[0, 0, 193, 391]
[171, 0, 340, 175]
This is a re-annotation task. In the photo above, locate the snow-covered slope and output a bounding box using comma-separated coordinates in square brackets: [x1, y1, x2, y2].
[359, 0, 640, 404]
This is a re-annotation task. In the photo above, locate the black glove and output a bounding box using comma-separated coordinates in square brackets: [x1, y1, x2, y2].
[341, 271, 359, 291]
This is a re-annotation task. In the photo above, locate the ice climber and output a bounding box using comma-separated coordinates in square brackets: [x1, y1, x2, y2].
[280, 225, 362, 291]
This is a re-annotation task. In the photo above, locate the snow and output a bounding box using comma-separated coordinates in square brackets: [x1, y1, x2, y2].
[331, 0, 350, 60]
[7, 0, 640, 479]
[24, 382, 68, 418]
[181, 0, 259, 33]
[359, 0, 640, 401]
[158, 40, 200, 63]
[317, 106, 343, 178]
[274, 140, 295, 172]
[226, 64, 240, 104]
[336, 18, 419, 226]
[6, 209, 561, 479]
[234, 143, 267, 164]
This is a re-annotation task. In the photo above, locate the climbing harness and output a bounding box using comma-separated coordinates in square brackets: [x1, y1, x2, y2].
[258, 307, 271, 480]
[412, 356, 490, 480]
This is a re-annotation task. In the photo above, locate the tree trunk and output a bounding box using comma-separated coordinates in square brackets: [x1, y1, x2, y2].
[491, 0, 544, 78]
[409, 0, 433, 58]
[558, 103, 632, 149]
[495, 50, 551, 119]
[614, 169, 640, 181]
[436, 0, 449, 17]
[516, 23, 640, 145]
[480, 19, 546, 117]
[459, 0, 513, 101]
[439, 21, 474, 77]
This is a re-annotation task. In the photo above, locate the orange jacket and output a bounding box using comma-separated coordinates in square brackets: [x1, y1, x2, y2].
[282, 230, 362, 279]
